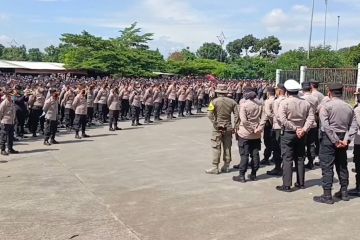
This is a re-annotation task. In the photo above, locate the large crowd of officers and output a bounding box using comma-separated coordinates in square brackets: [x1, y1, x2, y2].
[0, 74, 269, 155]
[207, 79, 360, 205]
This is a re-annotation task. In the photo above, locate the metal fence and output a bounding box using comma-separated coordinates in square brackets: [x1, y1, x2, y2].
[305, 68, 358, 102]
[279, 70, 300, 84]
[278, 67, 358, 102]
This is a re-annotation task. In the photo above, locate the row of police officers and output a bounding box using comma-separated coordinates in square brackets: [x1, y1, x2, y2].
[206, 80, 360, 204]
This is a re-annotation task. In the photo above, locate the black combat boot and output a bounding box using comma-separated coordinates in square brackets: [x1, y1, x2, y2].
[348, 184, 360, 197]
[8, 149, 19, 154]
[267, 168, 282, 176]
[50, 139, 59, 144]
[334, 188, 350, 201]
[233, 175, 246, 183]
[313, 189, 334, 204]
[249, 172, 257, 181]
[276, 185, 292, 192]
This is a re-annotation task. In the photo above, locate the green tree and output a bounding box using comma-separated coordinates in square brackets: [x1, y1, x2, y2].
[2, 45, 27, 61]
[308, 46, 344, 68]
[256, 36, 282, 57]
[226, 39, 243, 60]
[27, 48, 43, 61]
[339, 44, 360, 67]
[180, 47, 196, 60]
[0, 44, 4, 58]
[276, 48, 307, 70]
[44, 45, 60, 62]
[196, 42, 227, 62]
[241, 34, 259, 56]
[115, 22, 154, 50]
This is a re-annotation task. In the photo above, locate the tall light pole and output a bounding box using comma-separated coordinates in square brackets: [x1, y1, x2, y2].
[336, 16, 340, 51]
[308, 0, 315, 59]
[323, 0, 328, 47]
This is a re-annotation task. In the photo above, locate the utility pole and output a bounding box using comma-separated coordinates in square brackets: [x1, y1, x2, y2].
[323, 0, 328, 47]
[336, 16, 340, 51]
[308, 0, 315, 59]
[217, 32, 226, 62]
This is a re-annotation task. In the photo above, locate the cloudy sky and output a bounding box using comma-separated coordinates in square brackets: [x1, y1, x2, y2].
[0, 0, 359, 55]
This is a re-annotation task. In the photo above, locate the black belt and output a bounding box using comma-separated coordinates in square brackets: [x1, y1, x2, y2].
[284, 131, 296, 134]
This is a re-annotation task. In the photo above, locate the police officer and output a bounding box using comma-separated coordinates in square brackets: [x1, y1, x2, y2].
[143, 84, 154, 124]
[349, 89, 360, 197]
[86, 85, 95, 126]
[43, 89, 59, 145]
[267, 84, 286, 176]
[260, 87, 276, 166]
[130, 84, 142, 126]
[310, 79, 324, 160]
[73, 88, 90, 139]
[314, 83, 355, 204]
[276, 80, 315, 192]
[107, 87, 121, 131]
[206, 84, 239, 174]
[301, 82, 319, 169]
[233, 87, 262, 182]
[0, 90, 19, 155]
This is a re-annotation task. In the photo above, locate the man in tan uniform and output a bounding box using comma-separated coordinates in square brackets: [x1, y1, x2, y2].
[276, 80, 315, 192]
[206, 84, 239, 174]
[233, 87, 263, 182]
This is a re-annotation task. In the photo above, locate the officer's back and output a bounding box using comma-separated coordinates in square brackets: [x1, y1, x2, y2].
[211, 96, 238, 129]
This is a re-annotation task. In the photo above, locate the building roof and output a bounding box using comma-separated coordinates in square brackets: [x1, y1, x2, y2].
[0, 60, 66, 70]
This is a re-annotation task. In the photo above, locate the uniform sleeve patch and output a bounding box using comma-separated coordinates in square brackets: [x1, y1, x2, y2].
[208, 102, 215, 111]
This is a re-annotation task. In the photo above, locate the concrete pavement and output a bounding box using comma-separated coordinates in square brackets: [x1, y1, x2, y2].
[0, 115, 359, 240]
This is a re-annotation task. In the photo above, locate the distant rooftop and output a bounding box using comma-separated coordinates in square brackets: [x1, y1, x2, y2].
[0, 60, 65, 70]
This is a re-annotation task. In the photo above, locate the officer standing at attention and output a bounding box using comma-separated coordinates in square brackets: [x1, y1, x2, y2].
[232, 87, 263, 182]
[310, 79, 324, 161]
[206, 84, 239, 174]
[0, 90, 19, 155]
[267, 84, 286, 176]
[301, 82, 319, 169]
[276, 80, 315, 192]
[43, 89, 59, 146]
[349, 89, 360, 197]
[314, 83, 355, 204]
[260, 87, 276, 166]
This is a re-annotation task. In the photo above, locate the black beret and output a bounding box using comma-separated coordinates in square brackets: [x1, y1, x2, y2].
[276, 83, 286, 91]
[267, 87, 275, 94]
[309, 79, 319, 84]
[328, 83, 343, 91]
[243, 87, 257, 93]
[302, 82, 311, 91]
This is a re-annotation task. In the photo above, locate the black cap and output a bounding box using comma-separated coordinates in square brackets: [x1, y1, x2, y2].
[302, 82, 311, 91]
[243, 87, 257, 93]
[328, 83, 343, 91]
[309, 79, 319, 84]
[309, 79, 320, 88]
[276, 83, 286, 92]
[267, 87, 275, 94]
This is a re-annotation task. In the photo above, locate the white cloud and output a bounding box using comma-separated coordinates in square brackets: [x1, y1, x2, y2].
[263, 9, 289, 32]
[292, 5, 310, 14]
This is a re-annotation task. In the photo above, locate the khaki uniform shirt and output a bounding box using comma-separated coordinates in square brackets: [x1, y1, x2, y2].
[43, 97, 58, 121]
[278, 95, 315, 132]
[208, 96, 239, 131]
[237, 99, 263, 139]
[319, 97, 355, 144]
